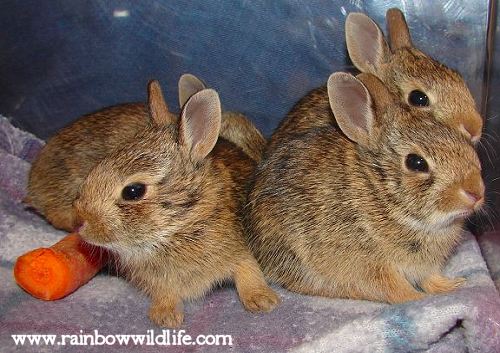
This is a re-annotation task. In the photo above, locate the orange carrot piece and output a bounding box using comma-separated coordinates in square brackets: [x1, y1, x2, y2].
[14, 233, 106, 300]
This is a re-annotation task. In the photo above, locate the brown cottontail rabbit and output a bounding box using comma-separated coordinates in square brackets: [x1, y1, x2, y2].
[27, 75, 265, 231]
[247, 72, 484, 304]
[178, 73, 267, 162]
[74, 81, 280, 327]
[272, 8, 482, 148]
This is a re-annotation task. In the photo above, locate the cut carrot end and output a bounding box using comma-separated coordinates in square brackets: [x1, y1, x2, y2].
[13, 233, 107, 301]
[14, 248, 70, 300]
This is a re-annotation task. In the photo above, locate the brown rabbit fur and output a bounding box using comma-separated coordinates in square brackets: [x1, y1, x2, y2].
[247, 72, 484, 304]
[27, 103, 152, 231]
[178, 73, 267, 163]
[73, 81, 279, 327]
[27, 74, 265, 232]
[271, 8, 482, 150]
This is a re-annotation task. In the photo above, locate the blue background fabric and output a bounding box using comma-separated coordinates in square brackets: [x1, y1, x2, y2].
[1, 0, 356, 138]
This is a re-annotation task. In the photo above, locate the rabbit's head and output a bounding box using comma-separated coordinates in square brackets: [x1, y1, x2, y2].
[328, 72, 484, 231]
[345, 8, 482, 143]
[74, 81, 222, 259]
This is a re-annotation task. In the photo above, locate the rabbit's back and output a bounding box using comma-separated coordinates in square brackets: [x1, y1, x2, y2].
[248, 125, 359, 285]
[268, 86, 334, 151]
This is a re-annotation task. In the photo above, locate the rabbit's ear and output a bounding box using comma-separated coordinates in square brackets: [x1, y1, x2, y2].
[345, 12, 390, 74]
[178, 74, 207, 108]
[386, 8, 412, 50]
[328, 73, 376, 146]
[356, 72, 394, 113]
[148, 80, 176, 126]
[179, 89, 221, 161]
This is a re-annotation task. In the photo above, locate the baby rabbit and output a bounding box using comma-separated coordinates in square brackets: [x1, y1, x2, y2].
[178, 73, 267, 163]
[27, 75, 265, 231]
[74, 81, 280, 327]
[247, 72, 484, 304]
[272, 8, 482, 148]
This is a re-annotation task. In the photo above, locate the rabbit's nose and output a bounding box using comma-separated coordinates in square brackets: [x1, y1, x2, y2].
[74, 221, 85, 233]
[461, 190, 483, 206]
[459, 179, 485, 210]
[459, 114, 482, 144]
[470, 134, 481, 144]
[73, 204, 96, 232]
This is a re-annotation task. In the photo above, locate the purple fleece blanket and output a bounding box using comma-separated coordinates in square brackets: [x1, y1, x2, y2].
[1, 116, 500, 353]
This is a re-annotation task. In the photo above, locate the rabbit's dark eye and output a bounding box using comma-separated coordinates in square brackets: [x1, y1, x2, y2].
[405, 154, 429, 173]
[122, 183, 146, 201]
[408, 90, 429, 107]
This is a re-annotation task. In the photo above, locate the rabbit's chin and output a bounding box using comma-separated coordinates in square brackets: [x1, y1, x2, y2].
[429, 209, 474, 230]
[78, 234, 114, 248]
[78, 226, 128, 250]
[103, 240, 169, 267]
[401, 211, 469, 234]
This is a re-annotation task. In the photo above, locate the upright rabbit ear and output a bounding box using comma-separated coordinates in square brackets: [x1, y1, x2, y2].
[386, 8, 412, 50]
[178, 89, 221, 161]
[345, 12, 390, 74]
[328, 72, 375, 146]
[178, 74, 207, 108]
[148, 80, 176, 126]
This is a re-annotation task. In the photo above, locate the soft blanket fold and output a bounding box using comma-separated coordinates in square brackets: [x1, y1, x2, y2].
[1, 116, 499, 353]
